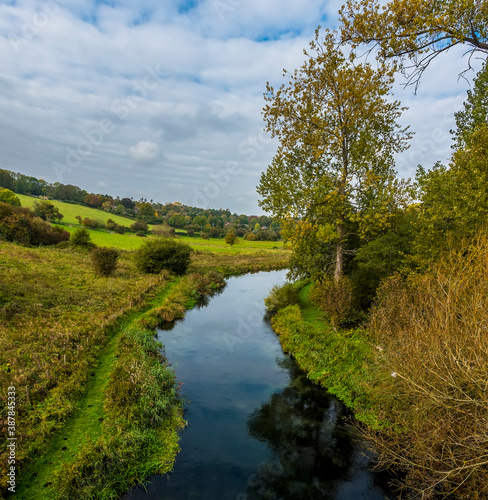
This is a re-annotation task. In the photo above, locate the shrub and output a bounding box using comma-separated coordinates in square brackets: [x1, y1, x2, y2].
[309, 276, 355, 327]
[0, 203, 69, 246]
[82, 217, 100, 229]
[245, 233, 257, 241]
[92, 247, 119, 277]
[364, 233, 488, 498]
[134, 238, 192, 275]
[201, 233, 209, 240]
[113, 224, 125, 234]
[130, 221, 148, 233]
[71, 228, 93, 247]
[152, 224, 174, 238]
[0, 188, 21, 206]
[264, 282, 300, 314]
[186, 229, 195, 237]
[225, 232, 237, 245]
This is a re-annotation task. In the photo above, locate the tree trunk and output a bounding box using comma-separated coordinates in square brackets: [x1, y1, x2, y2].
[334, 224, 344, 281]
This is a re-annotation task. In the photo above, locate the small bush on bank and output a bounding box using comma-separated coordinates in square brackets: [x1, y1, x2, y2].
[264, 282, 300, 314]
[309, 276, 355, 328]
[134, 238, 192, 275]
[92, 247, 119, 277]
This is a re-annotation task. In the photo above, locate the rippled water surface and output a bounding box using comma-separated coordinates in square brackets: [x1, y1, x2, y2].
[122, 270, 392, 500]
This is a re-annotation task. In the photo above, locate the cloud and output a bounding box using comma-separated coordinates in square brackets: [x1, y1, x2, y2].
[0, 0, 482, 214]
[129, 141, 160, 163]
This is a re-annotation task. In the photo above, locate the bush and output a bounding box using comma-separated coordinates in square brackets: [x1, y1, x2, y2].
[82, 218, 102, 229]
[130, 221, 148, 233]
[134, 238, 192, 275]
[201, 233, 209, 240]
[0, 188, 21, 206]
[309, 276, 355, 327]
[92, 247, 119, 277]
[0, 202, 69, 246]
[264, 282, 300, 314]
[366, 232, 488, 498]
[152, 224, 174, 238]
[245, 233, 257, 241]
[225, 232, 237, 245]
[71, 228, 93, 247]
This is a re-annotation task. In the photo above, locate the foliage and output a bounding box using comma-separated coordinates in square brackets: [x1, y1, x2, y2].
[0, 187, 21, 206]
[366, 231, 488, 498]
[130, 220, 149, 233]
[224, 232, 237, 245]
[339, 0, 488, 88]
[71, 227, 93, 248]
[260, 27, 412, 280]
[414, 125, 488, 263]
[0, 202, 69, 246]
[33, 200, 63, 222]
[453, 61, 488, 149]
[152, 224, 175, 238]
[350, 208, 417, 306]
[264, 282, 300, 314]
[309, 276, 356, 328]
[91, 247, 119, 277]
[135, 238, 192, 275]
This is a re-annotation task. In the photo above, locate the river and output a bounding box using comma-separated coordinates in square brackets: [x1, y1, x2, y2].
[122, 270, 393, 500]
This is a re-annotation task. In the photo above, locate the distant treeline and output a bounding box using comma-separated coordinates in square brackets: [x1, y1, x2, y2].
[0, 168, 281, 241]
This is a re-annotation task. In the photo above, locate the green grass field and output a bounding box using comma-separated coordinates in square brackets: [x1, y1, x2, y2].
[16, 193, 140, 228]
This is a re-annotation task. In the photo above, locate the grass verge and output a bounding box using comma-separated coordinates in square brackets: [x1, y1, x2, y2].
[270, 283, 388, 428]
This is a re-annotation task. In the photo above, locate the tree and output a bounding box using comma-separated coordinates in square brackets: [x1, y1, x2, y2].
[339, 0, 488, 89]
[33, 200, 63, 222]
[137, 202, 155, 221]
[259, 28, 411, 280]
[0, 188, 21, 206]
[102, 201, 112, 211]
[453, 60, 488, 148]
[115, 204, 125, 215]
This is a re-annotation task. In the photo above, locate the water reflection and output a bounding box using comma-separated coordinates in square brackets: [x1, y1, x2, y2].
[121, 271, 392, 500]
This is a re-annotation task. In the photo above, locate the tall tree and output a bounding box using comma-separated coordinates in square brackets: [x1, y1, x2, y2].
[259, 29, 412, 280]
[339, 0, 488, 88]
[453, 60, 488, 148]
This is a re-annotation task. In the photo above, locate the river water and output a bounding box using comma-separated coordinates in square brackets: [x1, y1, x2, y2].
[122, 270, 393, 500]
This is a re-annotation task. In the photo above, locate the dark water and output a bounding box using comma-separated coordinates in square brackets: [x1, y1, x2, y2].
[122, 270, 393, 500]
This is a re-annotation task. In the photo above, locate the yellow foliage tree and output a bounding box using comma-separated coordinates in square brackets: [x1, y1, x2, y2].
[339, 0, 488, 88]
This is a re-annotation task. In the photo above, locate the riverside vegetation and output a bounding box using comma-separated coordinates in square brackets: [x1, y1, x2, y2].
[0, 199, 290, 499]
[261, 6, 488, 499]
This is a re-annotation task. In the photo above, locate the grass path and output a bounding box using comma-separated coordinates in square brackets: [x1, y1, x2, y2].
[16, 281, 178, 500]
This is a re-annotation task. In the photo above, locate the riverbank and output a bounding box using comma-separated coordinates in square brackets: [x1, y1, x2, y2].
[0, 242, 289, 499]
[270, 282, 389, 429]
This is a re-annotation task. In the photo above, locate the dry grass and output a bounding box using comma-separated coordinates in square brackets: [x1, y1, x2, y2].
[365, 232, 488, 499]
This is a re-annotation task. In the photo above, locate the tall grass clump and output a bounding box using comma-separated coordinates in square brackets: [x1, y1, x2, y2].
[264, 282, 300, 314]
[135, 238, 192, 275]
[91, 247, 119, 277]
[364, 231, 488, 499]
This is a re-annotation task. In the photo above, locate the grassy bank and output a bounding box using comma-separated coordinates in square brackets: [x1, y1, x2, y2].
[270, 283, 388, 428]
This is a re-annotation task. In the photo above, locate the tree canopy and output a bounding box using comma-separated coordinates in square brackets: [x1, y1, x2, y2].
[339, 0, 488, 88]
[259, 28, 412, 280]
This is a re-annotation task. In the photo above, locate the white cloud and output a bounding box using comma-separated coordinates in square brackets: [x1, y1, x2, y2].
[129, 141, 160, 163]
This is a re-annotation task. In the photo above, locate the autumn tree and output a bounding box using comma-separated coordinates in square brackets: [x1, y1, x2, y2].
[339, 0, 488, 88]
[413, 61, 488, 262]
[33, 200, 63, 222]
[259, 28, 412, 281]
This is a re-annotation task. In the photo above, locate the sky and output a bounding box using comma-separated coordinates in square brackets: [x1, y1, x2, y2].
[0, 0, 484, 214]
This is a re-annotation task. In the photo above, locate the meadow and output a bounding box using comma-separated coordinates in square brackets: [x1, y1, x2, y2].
[15, 193, 143, 228]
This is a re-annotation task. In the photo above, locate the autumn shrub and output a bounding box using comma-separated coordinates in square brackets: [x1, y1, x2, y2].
[152, 224, 175, 238]
[264, 282, 300, 314]
[0, 202, 69, 246]
[91, 247, 119, 277]
[224, 232, 237, 245]
[134, 238, 192, 275]
[309, 276, 355, 327]
[130, 220, 148, 233]
[71, 227, 93, 248]
[365, 232, 488, 499]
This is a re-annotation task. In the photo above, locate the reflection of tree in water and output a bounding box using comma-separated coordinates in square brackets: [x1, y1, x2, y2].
[245, 356, 358, 499]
